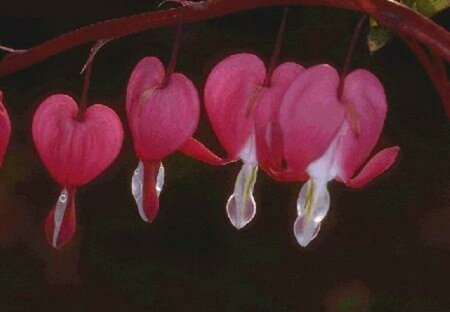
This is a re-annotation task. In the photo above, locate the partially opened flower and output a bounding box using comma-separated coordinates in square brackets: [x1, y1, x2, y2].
[33, 95, 123, 249]
[205, 53, 304, 229]
[278, 66, 399, 246]
[126, 56, 199, 222]
[0, 91, 11, 167]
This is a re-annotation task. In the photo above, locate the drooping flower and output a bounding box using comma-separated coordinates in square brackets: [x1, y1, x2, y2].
[204, 53, 304, 229]
[126, 56, 200, 222]
[0, 91, 11, 167]
[277, 65, 399, 246]
[33, 94, 123, 248]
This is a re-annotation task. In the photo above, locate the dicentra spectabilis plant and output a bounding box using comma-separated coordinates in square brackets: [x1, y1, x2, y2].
[204, 8, 305, 229]
[0, 0, 448, 252]
[32, 48, 124, 249]
[126, 22, 200, 223]
[275, 64, 399, 246]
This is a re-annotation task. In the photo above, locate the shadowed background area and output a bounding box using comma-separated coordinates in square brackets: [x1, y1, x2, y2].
[0, 1, 449, 311]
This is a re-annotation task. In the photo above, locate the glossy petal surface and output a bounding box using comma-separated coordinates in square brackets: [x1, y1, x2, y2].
[126, 56, 200, 160]
[279, 64, 345, 177]
[348, 146, 399, 188]
[334, 69, 389, 182]
[204, 53, 266, 159]
[254, 62, 305, 173]
[32, 94, 123, 186]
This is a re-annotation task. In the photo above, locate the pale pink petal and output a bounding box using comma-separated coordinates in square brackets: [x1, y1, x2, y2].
[335, 69, 388, 182]
[32, 94, 124, 186]
[204, 53, 266, 159]
[179, 137, 230, 166]
[279, 64, 345, 176]
[347, 146, 399, 188]
[254, 62, 305, 173]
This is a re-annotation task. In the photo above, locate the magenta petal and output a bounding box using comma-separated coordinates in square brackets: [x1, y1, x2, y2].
[179, 137, 230, 166]
[279, 64, 345, 176]
[45, 188, 76, 249]
[335, 69, 388, 182]
[141, 161, 161, 223]
[32, 94, 124, 186]
[126, 58, 200, 160]
[254, 62, 305, 173]
[0, 91, 11, 167]
[204, 53, 266, 159]
[347, 146, 400, 188]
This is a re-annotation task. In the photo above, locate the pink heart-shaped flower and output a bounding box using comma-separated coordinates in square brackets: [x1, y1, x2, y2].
[33, 94, 123, 249]
[32, 94, 123, 187]
[126, 56, 200, 223]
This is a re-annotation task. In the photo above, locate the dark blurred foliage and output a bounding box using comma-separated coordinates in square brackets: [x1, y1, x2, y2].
[0, 1, 449, 311]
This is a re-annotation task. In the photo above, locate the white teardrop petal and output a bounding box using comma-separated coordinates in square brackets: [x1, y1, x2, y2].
[293, 214, 321, 247]
[226, 163, 258, 229]
[53, 188, 69, 248]
[131, 161, 147, 222]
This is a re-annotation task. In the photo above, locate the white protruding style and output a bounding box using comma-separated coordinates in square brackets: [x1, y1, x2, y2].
[52, 188, 68, 248]
[132, 160, 165, 222]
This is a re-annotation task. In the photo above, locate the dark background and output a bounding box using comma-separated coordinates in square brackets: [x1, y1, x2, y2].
[0, 1, 449, 311]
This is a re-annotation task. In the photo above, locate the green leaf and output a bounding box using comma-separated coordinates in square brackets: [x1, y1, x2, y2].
[367, 0, 449, 53]
[367, 21, 393, 53]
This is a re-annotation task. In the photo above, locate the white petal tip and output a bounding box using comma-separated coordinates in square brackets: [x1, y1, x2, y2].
[226, 194, 256, 230]
[294, 215, 321, 247]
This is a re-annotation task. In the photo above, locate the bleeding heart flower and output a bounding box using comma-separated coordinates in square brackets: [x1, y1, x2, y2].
[126, 56, 200, 223]
[204, 53, 304, 229]
[277, 66, 399, 247]
[33, 94, 123, 248]
[0, 91, 11, 167]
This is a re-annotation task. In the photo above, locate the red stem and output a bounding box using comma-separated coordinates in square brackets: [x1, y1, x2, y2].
[77, 40, 110, 120]
[402, 36, 450, 117]
[263, 6, 289, 87]
[161, 17, 183, 88]
[0, 0, 448, 77]
[338, 14, 367, 99]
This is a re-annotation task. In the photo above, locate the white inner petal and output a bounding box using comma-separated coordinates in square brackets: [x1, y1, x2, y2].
[226, 162, 258, 229]
[238, 129, 257, 165]
[53, 188, 69, 248]
[132, 161, 165, 222]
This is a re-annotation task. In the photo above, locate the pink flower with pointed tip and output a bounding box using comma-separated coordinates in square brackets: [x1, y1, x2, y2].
[126, 56, 200, 223]
[32, 94, 124, 249]
[204, 53, 304, 229]
[0, 91, 11, 167]
[277, 66, 400, 247]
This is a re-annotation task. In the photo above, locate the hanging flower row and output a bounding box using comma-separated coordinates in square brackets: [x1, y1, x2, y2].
[0, 12, 400, 250]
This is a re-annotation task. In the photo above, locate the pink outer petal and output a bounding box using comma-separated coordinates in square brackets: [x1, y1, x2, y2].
[254, 62, 305, 175]
[45, 188, 76, 249]
[334, 69, 388, 182]
[126, 57, 200, 161]
[179, 137, 231, 166]
[32, 94, 124, 186]
[142, 161, 160, 223]
[204, 53, 266, 159]
[347, 146, 400, 188]
[278, 64, 345, 177]
[0, 91, 11, 167]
